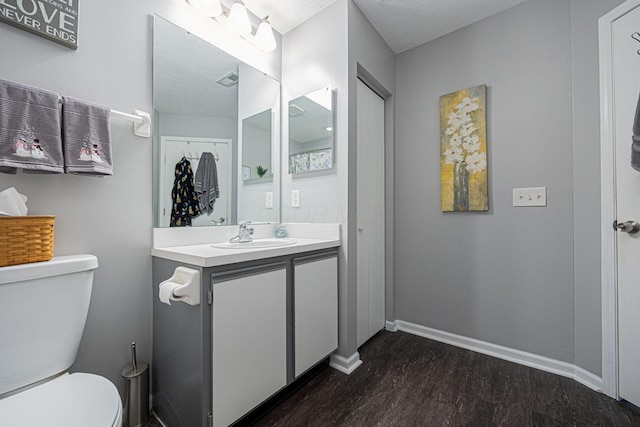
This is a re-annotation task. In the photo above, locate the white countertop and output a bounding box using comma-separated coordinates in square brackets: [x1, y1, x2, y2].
[151, 237, 340, 267]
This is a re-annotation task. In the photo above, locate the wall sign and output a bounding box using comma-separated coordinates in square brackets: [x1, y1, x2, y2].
[0, 0, 78, 50]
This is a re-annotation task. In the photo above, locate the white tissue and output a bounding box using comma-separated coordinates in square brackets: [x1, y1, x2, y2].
[0, 187, 28, 216]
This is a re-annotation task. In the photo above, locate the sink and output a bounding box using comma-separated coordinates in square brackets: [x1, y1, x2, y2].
[211, 238, 297, 249]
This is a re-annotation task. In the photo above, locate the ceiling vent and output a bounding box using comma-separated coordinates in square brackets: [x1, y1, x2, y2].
[216, 71, 239, 87]
[289, 104, 305, 117]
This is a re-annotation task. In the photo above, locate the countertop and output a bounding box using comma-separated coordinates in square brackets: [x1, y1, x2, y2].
[151, 237, 340, 267]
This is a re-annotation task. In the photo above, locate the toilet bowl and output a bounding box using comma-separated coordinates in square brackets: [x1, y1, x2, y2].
[0, 255, 123, 426]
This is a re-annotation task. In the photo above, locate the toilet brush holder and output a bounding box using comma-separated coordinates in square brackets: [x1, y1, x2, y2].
[121, 342, 150, 427]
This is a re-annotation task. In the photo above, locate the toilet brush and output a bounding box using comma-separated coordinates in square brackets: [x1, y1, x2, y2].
[122, 341, 150, 427]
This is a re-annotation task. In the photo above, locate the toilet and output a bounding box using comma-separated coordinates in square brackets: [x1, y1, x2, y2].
[0, 254, 123, 427]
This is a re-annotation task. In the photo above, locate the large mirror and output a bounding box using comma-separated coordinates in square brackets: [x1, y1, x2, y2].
[153, 16, 280, 227]
[288, 86, 335, 174]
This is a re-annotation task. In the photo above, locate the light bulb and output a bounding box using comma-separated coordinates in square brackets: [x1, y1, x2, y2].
[255, 16, 277, 52]
[186, 0, 222, 18]
[227, 0, 252, 37]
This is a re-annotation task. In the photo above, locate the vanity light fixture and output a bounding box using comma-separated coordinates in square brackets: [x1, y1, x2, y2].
[186, 0, 222, 18]
[227, 0, 252, 37]
[185, 0, 277, 52]
[254, 16, 277, 52]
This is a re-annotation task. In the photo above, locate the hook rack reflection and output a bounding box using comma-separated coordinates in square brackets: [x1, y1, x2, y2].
[632, 32, 640, 55]
[181, 140, 220, 162]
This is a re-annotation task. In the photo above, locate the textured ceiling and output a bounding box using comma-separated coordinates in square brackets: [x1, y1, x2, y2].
[244, 0, 529, 54]
[239, 0, 339, 35]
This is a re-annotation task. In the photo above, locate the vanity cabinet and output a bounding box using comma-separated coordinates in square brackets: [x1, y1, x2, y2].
[152, 247, 338, 427]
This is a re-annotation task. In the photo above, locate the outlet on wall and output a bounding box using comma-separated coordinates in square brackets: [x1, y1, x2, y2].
[265, 192, 273, 209]
[513, 187, 547, 207]
[291, 189, 300, 208]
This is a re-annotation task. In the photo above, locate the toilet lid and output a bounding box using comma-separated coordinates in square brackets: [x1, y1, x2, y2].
[0, 372, 122, 427]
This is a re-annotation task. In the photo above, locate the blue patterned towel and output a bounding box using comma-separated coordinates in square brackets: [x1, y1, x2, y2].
[0, 79, 64, 174]
[62, 96, 112, 176]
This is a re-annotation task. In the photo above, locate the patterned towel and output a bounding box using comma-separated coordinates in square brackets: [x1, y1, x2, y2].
[632, 92, 640, 172]
[62, 96, 112, 176]
[0, 79, 64, 174]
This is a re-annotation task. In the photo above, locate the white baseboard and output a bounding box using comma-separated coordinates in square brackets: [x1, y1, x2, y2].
[395, 320, 603, 393]
[329, 351, 363, 375]
[575, 366, 604, 392]
[385, 320, 399, 332]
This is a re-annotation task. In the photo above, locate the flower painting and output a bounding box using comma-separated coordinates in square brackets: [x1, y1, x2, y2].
[440, 85, 488, 211]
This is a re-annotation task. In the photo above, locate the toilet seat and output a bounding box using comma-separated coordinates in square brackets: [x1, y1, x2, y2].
[0, 372, 122, 427]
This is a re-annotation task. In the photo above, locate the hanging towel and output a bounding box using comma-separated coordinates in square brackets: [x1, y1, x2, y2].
[0, 79, 64, 174]
[194, 152, 219, 215]
[62, 96, 113, 176]
[632, 92, 640, 172]
[171, 157, 201, 227]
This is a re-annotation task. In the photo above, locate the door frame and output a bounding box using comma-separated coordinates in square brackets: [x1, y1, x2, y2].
[599, 0, 640, 400]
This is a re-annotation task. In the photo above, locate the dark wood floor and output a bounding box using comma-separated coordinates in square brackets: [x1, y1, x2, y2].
[254, 331, 640, 427]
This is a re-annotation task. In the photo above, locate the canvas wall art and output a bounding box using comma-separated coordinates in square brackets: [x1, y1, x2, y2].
[440, 84, 488, 212]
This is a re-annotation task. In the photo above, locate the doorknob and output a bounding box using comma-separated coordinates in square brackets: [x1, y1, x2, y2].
[358, 226, 364, 232]
[614, 220, 640, 234]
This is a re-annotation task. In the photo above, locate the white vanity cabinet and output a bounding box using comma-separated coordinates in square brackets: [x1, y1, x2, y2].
[211, 264, 287, 427]
[294, 253, 338, 377]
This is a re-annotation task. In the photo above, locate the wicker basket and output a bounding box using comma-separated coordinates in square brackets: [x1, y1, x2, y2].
[0, 216, 55, 267]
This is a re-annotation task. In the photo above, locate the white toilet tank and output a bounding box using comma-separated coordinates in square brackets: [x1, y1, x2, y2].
[0, 254, 98, 395]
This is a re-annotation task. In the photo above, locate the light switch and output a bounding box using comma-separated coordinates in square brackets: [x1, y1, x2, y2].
[513, 187, 547, 207]
[265, 192, 273, 209]
[291, 189, 300, 208]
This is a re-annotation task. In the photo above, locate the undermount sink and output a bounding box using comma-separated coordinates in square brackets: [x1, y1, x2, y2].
[211, 238, 297, 249]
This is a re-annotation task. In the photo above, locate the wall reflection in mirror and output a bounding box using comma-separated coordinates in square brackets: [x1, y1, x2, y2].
[153, 15, 280, 228]
[288, 86, 335, 174]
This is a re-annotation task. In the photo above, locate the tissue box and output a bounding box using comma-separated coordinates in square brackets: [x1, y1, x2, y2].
[0, 216, 55, 267]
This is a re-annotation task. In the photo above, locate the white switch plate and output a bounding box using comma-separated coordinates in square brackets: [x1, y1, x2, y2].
[265, 192, 273, 209]
[291, 189, 300, 208]
[513, 187, 547, 207]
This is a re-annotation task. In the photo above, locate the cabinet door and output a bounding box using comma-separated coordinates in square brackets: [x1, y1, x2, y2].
[294, 256, 338, 377]
[212, 268, 287, 427]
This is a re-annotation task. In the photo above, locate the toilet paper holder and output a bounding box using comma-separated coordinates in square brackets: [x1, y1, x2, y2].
[159, 266, 200, 306]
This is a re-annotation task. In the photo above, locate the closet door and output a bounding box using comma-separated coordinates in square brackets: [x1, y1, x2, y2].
[356, 79, 386, 347]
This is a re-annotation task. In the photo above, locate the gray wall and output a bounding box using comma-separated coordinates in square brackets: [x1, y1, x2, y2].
[395, 0, 576, 363]
[570, 0, 624, 376]
[0, 1, 154, 400]
[0, 0, 281, 400]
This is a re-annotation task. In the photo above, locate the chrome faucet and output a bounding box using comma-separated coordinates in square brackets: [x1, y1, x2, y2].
[230, 221, 254, 243]
[210, 217, 226, 226]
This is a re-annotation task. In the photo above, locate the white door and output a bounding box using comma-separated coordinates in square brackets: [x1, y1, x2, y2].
[159, 137, 231, 227]
[357, 79, 386, 347]
[612, 3, 640, 407]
